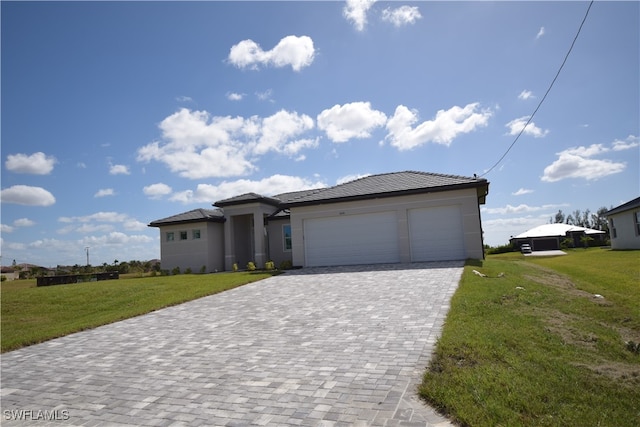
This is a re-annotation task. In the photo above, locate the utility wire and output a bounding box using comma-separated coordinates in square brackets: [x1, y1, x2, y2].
[480, 0, 594, 178]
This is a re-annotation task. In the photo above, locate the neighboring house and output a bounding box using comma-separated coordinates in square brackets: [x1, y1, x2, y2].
[510, 223, 607, 251]
[149, 171, 490, 271]
[606, 196, 640, 250]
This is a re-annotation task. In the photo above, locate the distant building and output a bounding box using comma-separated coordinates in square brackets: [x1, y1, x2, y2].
[510, 223, 606, 251]
[606, 197, 640, 250]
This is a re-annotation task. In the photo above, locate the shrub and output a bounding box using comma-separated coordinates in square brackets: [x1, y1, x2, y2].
[247, 261, 256, 271]
[185, 267, 192, 275]
[171, 267, 181, 276]
[200, 265, 206, 274]
[485, 243, 515, 255]
[1, 275, 6, 282]
[264, 261, 275, 271]
[232, 263, 238, 272]
[279, 260, 293, 270]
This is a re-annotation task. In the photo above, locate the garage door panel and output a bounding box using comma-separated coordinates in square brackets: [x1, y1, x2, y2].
[409, 206, 465, 261]
[304, 212, 399, 267]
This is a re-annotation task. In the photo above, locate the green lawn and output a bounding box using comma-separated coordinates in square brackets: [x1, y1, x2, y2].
[1, 271, 278, 352]
[420, 249, 640, 426]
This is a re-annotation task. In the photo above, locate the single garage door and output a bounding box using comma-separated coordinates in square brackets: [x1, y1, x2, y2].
[304, 212, 400, 267]
[409, 206, 465, 261]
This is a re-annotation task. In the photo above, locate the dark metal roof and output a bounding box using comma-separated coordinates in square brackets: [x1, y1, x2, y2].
[605, 196, 640, 216]
[148, 208, 225, 227]
[213, 192, 282, 208]
[280, 171, 488, 207]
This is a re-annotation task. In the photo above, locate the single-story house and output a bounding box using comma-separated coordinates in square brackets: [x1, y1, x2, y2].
[510, 223, 606, 251]
[148, 171, 489, 271]
[605, 196, 640, 250]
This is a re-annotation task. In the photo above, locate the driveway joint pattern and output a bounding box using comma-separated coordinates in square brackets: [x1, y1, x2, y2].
[1, 262, 462, 426]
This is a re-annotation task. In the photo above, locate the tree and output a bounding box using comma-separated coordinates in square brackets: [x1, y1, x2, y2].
[554, 210, 565, 224]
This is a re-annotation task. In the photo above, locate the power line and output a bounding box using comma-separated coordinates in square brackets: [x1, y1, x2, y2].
[480, 0, 594, 178]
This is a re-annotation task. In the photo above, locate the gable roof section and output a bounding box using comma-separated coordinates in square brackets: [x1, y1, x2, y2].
[148, 208, 224, 227]
[214, 192, 282, 208]
[280, 171, 488, 207]
[514, 223, 605, 239]
[605, 196, 640, 216]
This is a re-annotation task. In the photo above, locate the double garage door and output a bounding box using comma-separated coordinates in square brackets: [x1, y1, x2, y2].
[303, 206, 465, 267]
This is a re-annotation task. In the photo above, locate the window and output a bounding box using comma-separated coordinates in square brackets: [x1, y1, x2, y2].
[166, 232, 175, 242]
[193, 229, 201, 239]
[635, 211, 640, 236]
[180, 231, 188, 240]
[283, 224, 292, 251]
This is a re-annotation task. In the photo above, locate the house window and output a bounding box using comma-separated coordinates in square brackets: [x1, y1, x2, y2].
[283, 224, 292, 251]
[180, 231, 188, 240]
[635, 211, 640, 236]
[166, 232, 175, 242]
[193, 229, 201, 239]
[610, 219, 617, 239]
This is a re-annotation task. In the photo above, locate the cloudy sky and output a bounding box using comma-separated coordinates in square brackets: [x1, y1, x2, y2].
[2, 1, 638, 267]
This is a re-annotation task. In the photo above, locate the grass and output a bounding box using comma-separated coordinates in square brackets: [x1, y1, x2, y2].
[420, 248, 640, 426]
[1, 271, 278, 353]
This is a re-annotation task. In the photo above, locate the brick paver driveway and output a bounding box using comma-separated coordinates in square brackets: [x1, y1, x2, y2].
[1, 262, 463, 426]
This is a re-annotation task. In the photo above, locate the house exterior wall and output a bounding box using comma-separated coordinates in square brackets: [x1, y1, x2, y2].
[609, 209, 640, 249]
[266, 218, 292, 267]
[159, 221, 224, 273]
[289, 188, 484, 267]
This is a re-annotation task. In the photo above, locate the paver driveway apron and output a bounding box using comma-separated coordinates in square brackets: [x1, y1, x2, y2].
[1, 262, 463, 426]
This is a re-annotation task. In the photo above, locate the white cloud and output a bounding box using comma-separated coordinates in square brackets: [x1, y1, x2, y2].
[57, 211, 148, 235]
[5, 152, 56, 175]
[1, 224, 15, 233]
[228, 35, 315, 72]
[109, 164, 130, 175]
[512, 188, 534, 196]
[80, 232, 154, 246]
[381, 5, 422, 27]
[94, 188, 115, 198]
[536, 26, 545, 39]
[317, 102, 387, 143]
[137, 108, 319, 179]
[343, 0, 377, 31]
[612, 134, 639, 151]
[77, 162, 87, 169]
[254, 110, 316, 155]
[59, 211, 130, 224]
[227, 92, 244, 101]
[541, 144, 626, 182]
[0, 185, 56, 206]
[169, 174, 327, 204]
[518, 90, 535, 100]
[256, 89, 274, 102]
[385, 103, 492, 150]
[143, 183, 173, 199]
[336, 173, 371, 185]
[13, 218, 35, 227]
[176, 95, 193, 103]
[505, 116, 549, 138]
[482, 203, 567, 215]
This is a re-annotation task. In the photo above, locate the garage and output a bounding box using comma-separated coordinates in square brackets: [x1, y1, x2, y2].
[303, 211, 400, 267]
[409, 205, 465, 261]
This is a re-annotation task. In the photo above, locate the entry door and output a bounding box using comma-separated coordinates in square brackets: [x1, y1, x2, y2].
[304, 212, 400, 267]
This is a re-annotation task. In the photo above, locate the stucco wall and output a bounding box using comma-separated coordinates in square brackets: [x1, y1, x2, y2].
[289, 188, 484, 267]
[609, 210, 640, 249]
[159, 221, 224, 273]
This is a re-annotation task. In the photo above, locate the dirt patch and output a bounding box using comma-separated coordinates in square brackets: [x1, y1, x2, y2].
[573, 361, 640, 388]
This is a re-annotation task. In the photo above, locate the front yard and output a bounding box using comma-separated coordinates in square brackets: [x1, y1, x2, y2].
[420, 249, 640, 426]
[0, 271, 278, 352]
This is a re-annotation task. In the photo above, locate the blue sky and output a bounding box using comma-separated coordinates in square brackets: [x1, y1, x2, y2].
[2, 1, 638, 267]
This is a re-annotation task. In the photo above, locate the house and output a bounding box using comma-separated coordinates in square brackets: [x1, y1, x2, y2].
[606, 196, 640, 250]
[149, 171, 489, 271]
[510, 223, 607, 251]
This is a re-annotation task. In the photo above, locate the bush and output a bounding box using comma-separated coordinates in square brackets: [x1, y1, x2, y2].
[200, 265, 206, 274]
[184, 267, 192, 275]
[232, 263, 238, 272]
[247, 262, 256, 271]
[279, 260, 293, 270]
[171, 267, 181, 276]
[485, 243, 515, 255]
[264, 261, 275, 271]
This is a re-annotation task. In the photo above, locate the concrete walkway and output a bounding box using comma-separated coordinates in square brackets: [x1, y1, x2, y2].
[1, 262, 463, 427]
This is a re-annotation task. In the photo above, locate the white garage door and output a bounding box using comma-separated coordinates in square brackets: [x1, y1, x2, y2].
[304, 212, 400, 267]
[409, 206, 465, 261]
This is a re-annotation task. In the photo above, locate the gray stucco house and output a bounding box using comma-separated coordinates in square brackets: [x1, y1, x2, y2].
[148, 171, 490, 271]
[606, 196, 640, 250]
